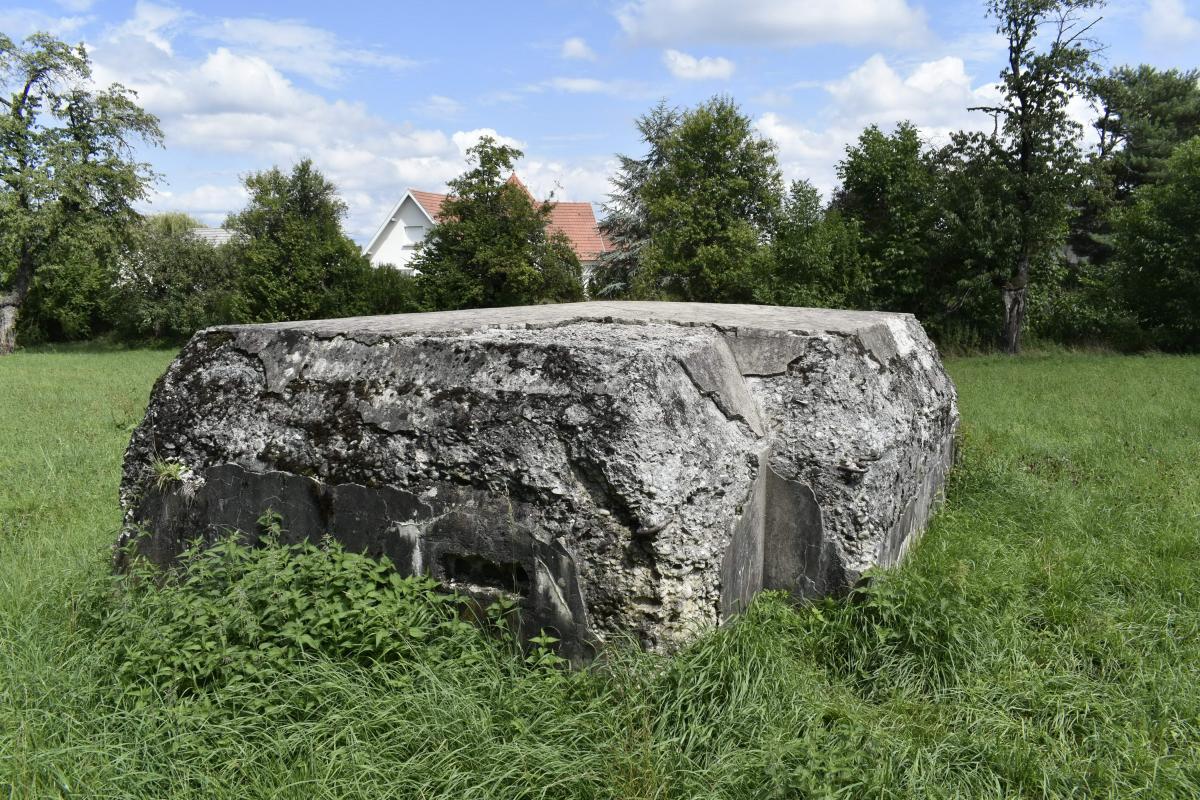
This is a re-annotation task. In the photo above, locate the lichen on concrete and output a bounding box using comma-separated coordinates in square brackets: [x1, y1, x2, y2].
[119, 301, 958, 660]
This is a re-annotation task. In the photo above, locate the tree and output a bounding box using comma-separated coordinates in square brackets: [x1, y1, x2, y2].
[225, 159, 373, 323]
[591, 100, 680, 298]
[832, 122, 940, 315]
[412, 136, 583, 310]
[110, 214, 240, 342]
[0, 32, 160, 353]
[1113, 136, 1200, 350]
[758, 180, 871, 310]
[965, 0, 1102, 353]
[1092, 65, 1200, 199]
[1072, 66, 1200, 268]
[637, 96, 782, 302]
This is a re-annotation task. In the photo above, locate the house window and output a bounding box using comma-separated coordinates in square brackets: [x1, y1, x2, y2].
[404, 225, 426, 241]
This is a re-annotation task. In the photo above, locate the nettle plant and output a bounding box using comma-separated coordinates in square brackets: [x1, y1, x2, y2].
[95, 518, 565, 715]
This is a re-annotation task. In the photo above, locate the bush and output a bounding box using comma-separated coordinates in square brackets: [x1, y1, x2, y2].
[94, 532, 510, 716]
[111, 215, 241, 342]
[226, 160, 381, 324]
[15, 224, 122, 343]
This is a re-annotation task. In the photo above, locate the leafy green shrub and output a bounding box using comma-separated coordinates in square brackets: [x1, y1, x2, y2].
[15, 223, 123, 344]
[110, 214, 242, 343]
[92, 534, 497, 714]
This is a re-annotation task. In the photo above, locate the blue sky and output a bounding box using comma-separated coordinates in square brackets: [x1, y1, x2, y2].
[3, 0, 1198, 242]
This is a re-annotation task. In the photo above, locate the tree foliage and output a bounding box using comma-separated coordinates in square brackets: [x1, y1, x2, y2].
[413, 136, 583, 310]
[756, 180, 870, 310]
[1093, 65, 1200, 199]
[637, 97, 782, 302]
[109, 214, 240, 342]
[592, 101, 680, 298]
[0, 31, 160, 352]
[833, 122, 940, 315]
[225, 159, 377, 323]
[1113, 136, 1200, 350]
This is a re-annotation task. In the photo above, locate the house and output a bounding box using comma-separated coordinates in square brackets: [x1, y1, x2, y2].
[363, 175, 610, 275]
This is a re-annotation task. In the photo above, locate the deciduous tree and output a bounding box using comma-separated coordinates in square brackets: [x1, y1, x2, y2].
[1114, 136, 1200, 350]
[110, 214, 239, 342]
[832, 122, 940, 315]
[965, 0, 1103, 353]
[413, 136, 583, 310]
[759, 180, 871, 310]
[225, 159, 372, 323]
[637, 96, 782, 303]
[0, 32, 160, 353]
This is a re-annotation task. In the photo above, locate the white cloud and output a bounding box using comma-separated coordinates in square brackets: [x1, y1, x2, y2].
[451, 128, 525, 154]
[662, 49, 734, 79]
[1142, 0, 1200, 45]
[196, 16, 415, 87]
[824, 54, 999, 137]
[416, 94, 464, 118]
[560, 36, 596, 60]
[0, 8, 90, 37]
[754, 113, 846, 197]
[617, 0, 929, 47]
[88, 20, 545, 238]
[544, 77, 627, 94]
[149, 183, 248, 225]
[757, 54, 1002, 195]
[110, 1, 188, 56]
[519, 157, 617, 206]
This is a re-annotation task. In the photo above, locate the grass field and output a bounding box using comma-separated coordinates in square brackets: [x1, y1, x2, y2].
[1, 346, 1198, 798]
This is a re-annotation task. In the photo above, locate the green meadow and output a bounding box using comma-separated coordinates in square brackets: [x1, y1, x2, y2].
[2, 347, 1198, 798]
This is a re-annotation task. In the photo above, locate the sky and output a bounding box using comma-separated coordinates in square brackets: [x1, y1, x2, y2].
[3, 0, 1199, 243]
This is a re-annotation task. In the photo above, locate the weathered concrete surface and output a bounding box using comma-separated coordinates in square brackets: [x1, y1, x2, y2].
[119, 301, 958, 660]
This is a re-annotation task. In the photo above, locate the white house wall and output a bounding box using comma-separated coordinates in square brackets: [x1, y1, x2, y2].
[366, 196, 432, 271]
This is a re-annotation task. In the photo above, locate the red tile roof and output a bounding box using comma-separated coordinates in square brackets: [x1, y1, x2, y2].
[407, 175, 610, 262]
[546, 201, 610, 262]
[408, 189, 448, 222]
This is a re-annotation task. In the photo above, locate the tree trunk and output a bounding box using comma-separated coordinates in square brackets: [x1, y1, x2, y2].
[1002, 254, 1030, 355]
[0, 250, 35, 356]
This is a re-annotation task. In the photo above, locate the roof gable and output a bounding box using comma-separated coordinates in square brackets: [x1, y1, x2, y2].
[371, 175, 611, 263]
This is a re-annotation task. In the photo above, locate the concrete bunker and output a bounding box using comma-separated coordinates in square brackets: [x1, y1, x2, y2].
[119, 301, 958, 659]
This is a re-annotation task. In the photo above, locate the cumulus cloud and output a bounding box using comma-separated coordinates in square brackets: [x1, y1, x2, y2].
[617, 0, 929, 47]
[196, 16, 415, 87]
[757, 54, 1002, 195]
[77, 5, 616, 239]
[662, 49, 734, 80]
[824, 54, 1000, 137]
[0, 8, 90, 37]
[560, 36, 596, 60]
[451, 128, 525, 154]
[87, 30, 509, 237]
[1142, 0, 1200, 46]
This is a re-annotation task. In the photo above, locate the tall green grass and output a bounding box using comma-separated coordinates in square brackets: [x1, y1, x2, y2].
[2, 347, 1198, 798]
